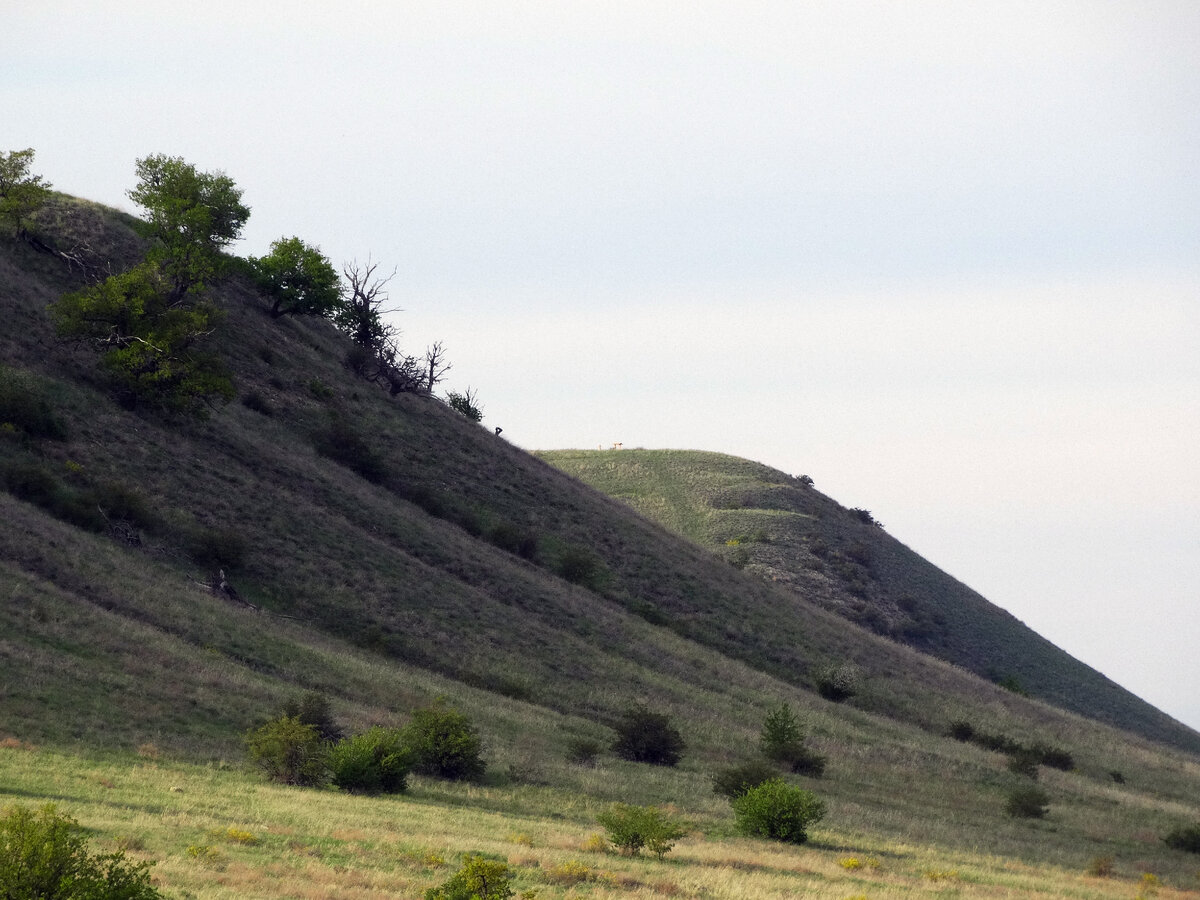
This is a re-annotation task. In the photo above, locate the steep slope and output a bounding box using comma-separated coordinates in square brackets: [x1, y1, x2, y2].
[537, 449, 1190, 748]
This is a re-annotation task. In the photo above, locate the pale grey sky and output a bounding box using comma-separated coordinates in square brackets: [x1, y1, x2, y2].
[7, 2, 1199, 731]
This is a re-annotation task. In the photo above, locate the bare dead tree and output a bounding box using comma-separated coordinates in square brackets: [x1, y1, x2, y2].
[338, 259, 399, 350]
[424, 340, 451, 391]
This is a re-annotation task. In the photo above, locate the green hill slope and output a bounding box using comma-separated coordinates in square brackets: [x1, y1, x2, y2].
[3, 194, 1200, 895]
[537, 448, 1190, 748]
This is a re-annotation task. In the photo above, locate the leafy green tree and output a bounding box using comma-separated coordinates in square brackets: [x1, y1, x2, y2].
[596, 803, 687, 859]
[731, 779, 826, 844]
[127, 154, 249, 299]
[759, 703, 826, 776]
[0, 803, 164, 899]
[401, 701, 486, 781]
[0, 148, 52, 238]
[51, 262, 234, 414]
[245, 716, 329, 787]
[249, 236, 341, 318]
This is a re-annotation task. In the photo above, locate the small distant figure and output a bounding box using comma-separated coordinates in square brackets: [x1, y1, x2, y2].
[495, 426, 503, 436]
[611, 442, 623, 450]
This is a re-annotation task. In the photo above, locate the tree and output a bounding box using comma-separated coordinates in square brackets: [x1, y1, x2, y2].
[0, 148, 52, 238]
[249, 236, 341, 318]
[50, 262, 234, 415]
[337, 260, 450, 396]
[611, 704, 685, 766]
[128, 154, 249, 299]
[760, 703, 826, 776]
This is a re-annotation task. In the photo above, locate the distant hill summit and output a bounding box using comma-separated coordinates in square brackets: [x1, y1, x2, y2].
[537, 448, 1196, 750]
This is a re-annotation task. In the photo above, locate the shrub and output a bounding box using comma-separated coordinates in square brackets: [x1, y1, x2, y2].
[313, 415, 388, 483]
[1004, 785, 1050, 819]
[731, 779, 826, 844]
[402, 702, 486, 781]
[446, 389, 483, 422]
[425, 854, 513, 900]
[555, 543, 604, 587]
[240, 390, 273, 416]
[596, 804, 687, 859]
[1087, 855, 1115, 877]
[1109, 770, 1126, 784]
[0, 803, 164, 899]
[187, 525, 248, 571]
[566, 737, 603, 767]
[0, 365, 66, 440]
[759, 703, 826, 776]
[329, 727, 411, 794]
[487, 520, 538, 559]
[1163, 823, 1200, 854]
[280, 691, 344, 742]
[1031, 742, 1074, 771]
[1006, 750, 1040, 779]
[245, 716, 329, 787]
[948, 720, 975, 742]
[611, 705, 685, 766]
[712, 760, 780, 799]
[814, 663, 860, 702]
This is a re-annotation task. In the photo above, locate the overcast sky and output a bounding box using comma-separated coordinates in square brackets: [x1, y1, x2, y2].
[8, 2, 1199, 733]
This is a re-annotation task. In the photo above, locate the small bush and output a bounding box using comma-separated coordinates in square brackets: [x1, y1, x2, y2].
[280, 691, 344, 742]
[329, 727, 411, 794]
[1163, 823, 1200, 854]
[596, 803, 687, 859]
[187, 525, 248, 571]
[712, 760, 780, 799]
[731, 779, 826, 844]
[313, 414, 388, 484]
[0, 803, 164, 899]
[245, 716, 328, 787]
[555, 543, 604, 587]
[1031, 742, 1074, 771]
[446, 389, 483, 422]
[948, 720, 975, 742]
[402, 701, 486, 781]
[487, 520, 538, 559]
[1004, 785, 1050, 819]
[566, 737, 603, 767]
[425, 854, 513, 900]
[0, 365, 67, 440]
[544, 860, 594, 885]
[1109, 770, 1126, 784]
[240, 390, 273, 416]
[1087, 855, 1115, 877]
[1006, 750, 1040, 779]
[814, 663, 860, 702]
[611, 705, 685, 766]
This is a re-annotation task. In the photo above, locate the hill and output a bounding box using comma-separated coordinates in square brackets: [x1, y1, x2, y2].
[536, 449, 1186, 747]
[2, 191, 1200, 897]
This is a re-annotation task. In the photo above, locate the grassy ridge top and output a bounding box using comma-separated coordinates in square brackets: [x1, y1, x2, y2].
[538, 448, 1196, 751]
[2, 195, 1200, 896]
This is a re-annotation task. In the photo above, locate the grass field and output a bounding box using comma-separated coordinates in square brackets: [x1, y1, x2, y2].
[4, 743, 1199, 899]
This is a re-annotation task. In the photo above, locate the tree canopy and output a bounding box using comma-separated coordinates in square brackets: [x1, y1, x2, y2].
[127, 154, 249, 299]
[0, 148, 52, 237]
[250, 236, 341, 318]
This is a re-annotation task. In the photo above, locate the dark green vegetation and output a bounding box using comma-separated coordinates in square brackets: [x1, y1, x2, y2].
[0, 803, 163, 899]
[730, 779, 826, 844]
[3, 175, 1200, 895]
[538, 449, 1199, 752]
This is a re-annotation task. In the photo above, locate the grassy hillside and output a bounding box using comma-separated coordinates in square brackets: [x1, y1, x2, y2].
[537, 448, 1194, 750]
[2, 194, 1200, 898]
